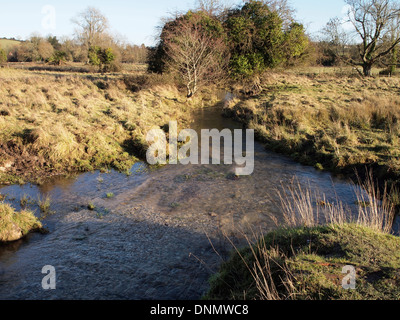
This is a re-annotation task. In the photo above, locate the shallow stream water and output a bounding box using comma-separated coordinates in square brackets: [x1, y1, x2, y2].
[0, 103, 396, 300]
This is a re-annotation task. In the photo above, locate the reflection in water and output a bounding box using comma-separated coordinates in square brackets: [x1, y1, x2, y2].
[0, 104, 397, 300]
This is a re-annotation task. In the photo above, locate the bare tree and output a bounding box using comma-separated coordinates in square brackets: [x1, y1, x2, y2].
[195, 0, 233, 16]
[382, 10, 400, 74]
[163, 14, 229, 97]
[72, 7, 109, 49]
[325, 0, 400, 76]
[242, 0, 296, 28]
[322, 17, 354, 63]
[262, 0, 295, 27]
[37, 40, 54, 61]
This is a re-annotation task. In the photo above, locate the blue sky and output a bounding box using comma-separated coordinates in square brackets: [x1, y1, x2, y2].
[0, 0, 348, 46]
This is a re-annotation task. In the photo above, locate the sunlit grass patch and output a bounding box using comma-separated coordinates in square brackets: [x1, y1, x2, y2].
[0, 67, 217, 184]
[0, 203, 43, 242]
[225, 72, 400, 183]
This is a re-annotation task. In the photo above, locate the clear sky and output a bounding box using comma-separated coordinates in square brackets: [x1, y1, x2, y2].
[0, 0, 349, 46]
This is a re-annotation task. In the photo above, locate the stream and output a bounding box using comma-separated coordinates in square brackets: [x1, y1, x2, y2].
[0, 104, 397, 300]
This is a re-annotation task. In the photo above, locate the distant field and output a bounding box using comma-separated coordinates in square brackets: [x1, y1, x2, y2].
[0, 38, 22, 51]
[4, 62, 147, 79]
[286, 66, 386, 77]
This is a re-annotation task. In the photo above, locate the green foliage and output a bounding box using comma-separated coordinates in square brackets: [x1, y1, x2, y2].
[149, 1, 309, 79]
[103, 48, 115, 65]
[225, 1, 309, 78]
[88, 46, 116, 72]
[230, 53, 265, 77]
[147, 45, 166, 73]
[184, 10, 225, 37]
[49, 51, 67, 65]
[47, 36, 61, 50]
[225, 1, 284, 77]
[87, 202, 95, 211]
[284, 23, 310, 66]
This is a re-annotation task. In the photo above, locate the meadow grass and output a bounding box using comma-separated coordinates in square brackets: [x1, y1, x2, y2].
[37, 194, 51, 214]
[0, 65, 219, 184]
[225, 72, 400, 189]
[0, 38, 21, 51]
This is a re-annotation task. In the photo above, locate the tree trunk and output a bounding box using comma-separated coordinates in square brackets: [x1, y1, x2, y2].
[186, 84, 193, 98]
[363, 63, 372, 77]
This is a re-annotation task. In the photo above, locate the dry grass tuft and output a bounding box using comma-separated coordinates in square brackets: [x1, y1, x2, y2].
[276, 172, 395, 234]
[0, 202, 43, 242]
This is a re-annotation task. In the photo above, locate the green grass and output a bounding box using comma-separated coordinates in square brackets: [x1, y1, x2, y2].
[205, 224, 400, 300]
[0, 202, 43, 242]
[0, 66, 219, 185]
[0, 38, 22, 51]
[225, 72, 400, 187]
[87, 202, 95, 211]
[38, 195, 51, 214]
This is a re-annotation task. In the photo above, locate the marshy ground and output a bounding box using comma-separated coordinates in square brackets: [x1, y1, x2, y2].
[0, 64, 400, 300]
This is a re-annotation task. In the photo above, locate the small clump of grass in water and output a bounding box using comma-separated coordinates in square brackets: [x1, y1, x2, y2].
[38, 195, 51, 213]
[20, 194, 35, 208]
[95, 207, 110, 219]
[106, 192, 114, 199]
[87, 202, 95, 211]
[96, 176, 104, 184]
[20, 194, 28, 208]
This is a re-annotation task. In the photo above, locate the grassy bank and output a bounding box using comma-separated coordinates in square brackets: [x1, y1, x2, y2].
[0, 66, 219, 185]
[224, 72, 400, 189]
[0, 203, 43, 242]
[206, 178, 399, 300]
[205, 223, 400, 300]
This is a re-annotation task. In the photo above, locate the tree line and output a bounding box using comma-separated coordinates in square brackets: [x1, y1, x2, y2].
[0, 7, 148, 68]
[148, 0, 400, 97]
[148, 0, 311, 97]
[2, 0, 400, 83]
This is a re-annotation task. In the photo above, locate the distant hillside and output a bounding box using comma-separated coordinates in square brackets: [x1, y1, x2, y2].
[0, 38, 23, 51]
